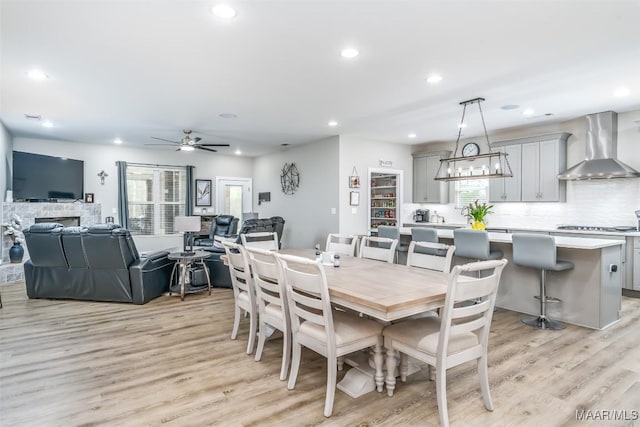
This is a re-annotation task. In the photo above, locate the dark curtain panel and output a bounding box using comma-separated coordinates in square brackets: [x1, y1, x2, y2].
[186, 165, 194, 215]
[116, 161, 129, 228]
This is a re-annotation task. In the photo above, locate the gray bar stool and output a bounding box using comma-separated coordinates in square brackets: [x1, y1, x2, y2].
[512, 233, 574, 330]
[411, 227, 439, 255]
[453, 229, 503, 261]
[378, 225, 408, 264]
[411, 227, 438, 243]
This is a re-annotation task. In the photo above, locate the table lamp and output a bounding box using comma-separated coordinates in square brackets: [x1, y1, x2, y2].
[174, 216, 201, 256]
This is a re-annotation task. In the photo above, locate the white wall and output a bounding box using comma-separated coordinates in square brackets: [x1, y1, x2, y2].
[408, 109, 640, 227]
[1, 121, 14, 262]
[13, 137, 254, 252]
[339, 136, 413, 235]
[252, 136, 340, 249]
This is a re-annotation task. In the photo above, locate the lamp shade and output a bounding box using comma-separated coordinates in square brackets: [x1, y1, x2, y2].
[174, 216, 201, 233]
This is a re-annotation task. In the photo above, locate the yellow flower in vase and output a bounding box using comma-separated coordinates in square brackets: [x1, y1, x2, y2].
[462, 200, 494, 230]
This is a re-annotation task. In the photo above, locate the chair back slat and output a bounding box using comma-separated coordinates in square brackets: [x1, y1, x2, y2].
[242, 231, 279, 251]
[407, 241, 455, 272]
[452, 274, 498, 302]
[359, 236, 398, 263]
[450, 316, 487, 336]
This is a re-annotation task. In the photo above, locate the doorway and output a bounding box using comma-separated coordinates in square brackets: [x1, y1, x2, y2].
[215, 177, 252, 219]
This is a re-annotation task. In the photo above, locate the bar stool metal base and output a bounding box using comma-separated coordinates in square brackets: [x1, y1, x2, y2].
[521, 315, 565, 330]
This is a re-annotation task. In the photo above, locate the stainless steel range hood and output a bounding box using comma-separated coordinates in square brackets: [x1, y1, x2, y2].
[558, 111, 640, 180]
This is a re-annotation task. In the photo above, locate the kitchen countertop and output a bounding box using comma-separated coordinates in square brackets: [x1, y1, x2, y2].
[404, 221, 640, 237]
[399, 228, 626, 250]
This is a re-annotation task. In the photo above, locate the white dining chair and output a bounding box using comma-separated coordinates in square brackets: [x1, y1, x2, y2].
[406, 241, 455, 273]
[325, 233, 358, 256]
[383, 259, 508, 427]
[222, 240, 258, 355]
[276, 253, 383, 417]
[246, 246, 291, 381]
[241, 231, 279, 251]
[359, 236, 398, 264]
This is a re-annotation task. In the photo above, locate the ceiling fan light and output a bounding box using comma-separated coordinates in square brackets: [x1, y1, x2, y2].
[180, 145, 195, 152]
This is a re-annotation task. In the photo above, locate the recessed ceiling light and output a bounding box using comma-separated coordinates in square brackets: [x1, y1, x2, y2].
[328, 120, 338, 127]
[426, 74, 442, 84]
[614, 87, 630, 97]
[211, 4, 237, 19]
[219, 113, 238, 119]
[180, 145, 195, 151]
[501, 104, 520, 110]
[42, 121, 53, 128]
[340, 48, 359, 59]
[235, 149, 242, 155]
[408, 133, 417, 138]
[522, 108, 535, 116]
[27, 69, 49, 80]
[114, 138, 123, 144]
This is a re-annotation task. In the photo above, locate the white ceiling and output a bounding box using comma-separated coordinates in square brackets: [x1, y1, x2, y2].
[1, 0, 639, 157]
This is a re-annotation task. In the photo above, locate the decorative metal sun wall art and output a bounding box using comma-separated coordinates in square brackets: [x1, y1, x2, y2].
[280, 162, 300, 194]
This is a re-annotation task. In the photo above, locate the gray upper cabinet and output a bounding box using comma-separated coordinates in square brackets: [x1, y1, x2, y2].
[489, 144, 522, 202]
[412, 151, 450, 204]
[491, 132, 570, 203]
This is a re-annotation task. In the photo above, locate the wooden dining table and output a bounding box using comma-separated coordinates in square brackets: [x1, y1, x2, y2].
[281, 249, 448, 321]
[221, 248, 449, 396]
[279, 249, 449, 396]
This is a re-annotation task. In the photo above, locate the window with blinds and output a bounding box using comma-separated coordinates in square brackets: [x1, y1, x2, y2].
[126, 165, 187, 235]
[455, 179, 489, 209]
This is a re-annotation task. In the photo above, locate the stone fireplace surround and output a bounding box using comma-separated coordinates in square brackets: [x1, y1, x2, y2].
[1, 202, 102, 282]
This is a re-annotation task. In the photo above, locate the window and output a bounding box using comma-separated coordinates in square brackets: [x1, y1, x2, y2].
[455, 179, 489, 208]
[126, 165, 187, 235]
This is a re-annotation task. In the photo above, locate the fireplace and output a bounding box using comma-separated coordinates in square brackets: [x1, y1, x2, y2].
[2, 201, 101, 268]
[35, 216, 81, 227]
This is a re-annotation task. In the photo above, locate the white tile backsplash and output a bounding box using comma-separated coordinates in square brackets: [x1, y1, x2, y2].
[405, 179, 640, 228]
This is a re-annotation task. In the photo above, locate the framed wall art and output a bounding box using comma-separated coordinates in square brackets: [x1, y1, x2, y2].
[349, 166, 360, 188]
[195, 179, 212, 207]
[350, 191, 360, 206]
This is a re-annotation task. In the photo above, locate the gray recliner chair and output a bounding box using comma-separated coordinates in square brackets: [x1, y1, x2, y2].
[201, 215, 286, 288]
[192, 215, 239, 248]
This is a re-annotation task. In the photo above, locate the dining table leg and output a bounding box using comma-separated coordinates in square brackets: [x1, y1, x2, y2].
[373, 338, 384, 392]
[385, 346, 397, 397]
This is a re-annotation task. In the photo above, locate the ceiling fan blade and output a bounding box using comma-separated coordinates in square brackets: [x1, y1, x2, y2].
[145, 142, 177, 146]
[151, 136, 179, 143]
[196, 146, 218, 153]
[176, 148, 181, 151]
[197, 143, 230, 147]
[193, 136, 202, 143]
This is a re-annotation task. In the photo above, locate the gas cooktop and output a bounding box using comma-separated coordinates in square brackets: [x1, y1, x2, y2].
[557, 225, 638, 233]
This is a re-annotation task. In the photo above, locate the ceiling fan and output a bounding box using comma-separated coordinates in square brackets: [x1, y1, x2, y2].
[146, 129, 230, 152]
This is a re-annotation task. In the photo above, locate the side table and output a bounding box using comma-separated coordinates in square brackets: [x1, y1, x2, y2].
[168, 251, 212, 301]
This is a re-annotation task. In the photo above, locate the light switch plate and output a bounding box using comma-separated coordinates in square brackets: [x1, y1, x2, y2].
[331, 208, 337, 214]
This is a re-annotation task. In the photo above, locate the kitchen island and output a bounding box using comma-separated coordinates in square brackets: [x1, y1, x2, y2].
[400, 228, 624, 329]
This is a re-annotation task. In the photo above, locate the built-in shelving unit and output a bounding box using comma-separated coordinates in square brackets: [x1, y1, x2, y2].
[368, 168, 403, 233]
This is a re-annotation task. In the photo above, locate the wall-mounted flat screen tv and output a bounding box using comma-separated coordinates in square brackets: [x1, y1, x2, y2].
[12, 151, 84, 201]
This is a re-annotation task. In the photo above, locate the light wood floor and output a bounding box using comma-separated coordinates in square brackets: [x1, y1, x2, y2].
[1, 281, 639, 427]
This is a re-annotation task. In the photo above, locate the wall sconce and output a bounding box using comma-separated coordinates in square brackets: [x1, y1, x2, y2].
[98, 170, 108, 185]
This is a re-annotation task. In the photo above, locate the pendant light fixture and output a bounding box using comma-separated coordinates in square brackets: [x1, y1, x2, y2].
[434, 97, 513, 181]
